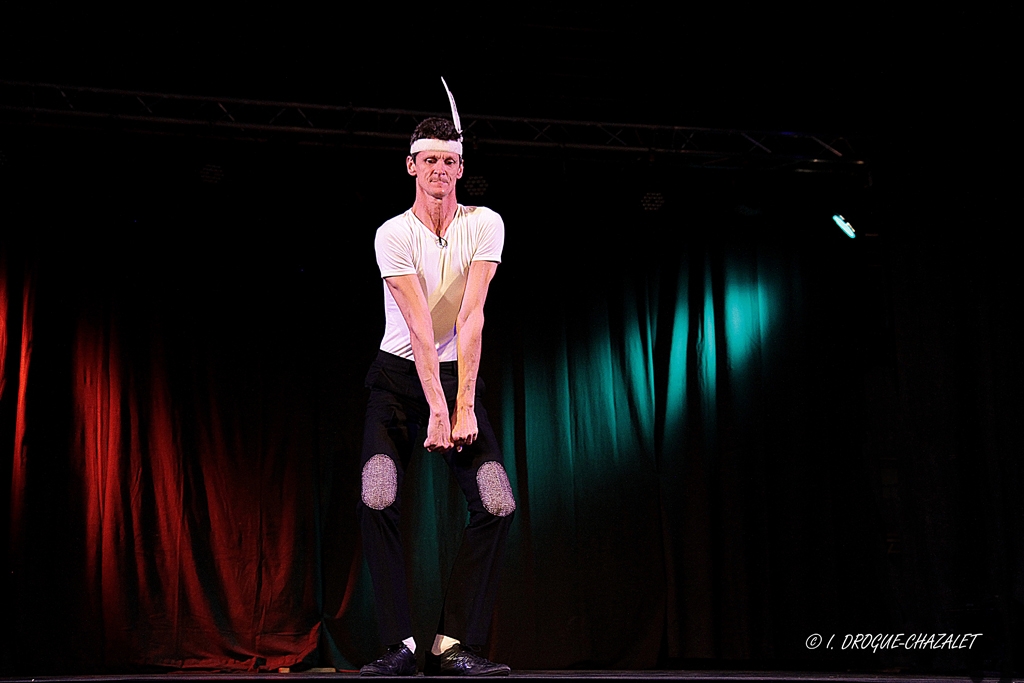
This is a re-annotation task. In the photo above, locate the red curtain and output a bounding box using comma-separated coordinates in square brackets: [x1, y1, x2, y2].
[1, 253, 347, 672]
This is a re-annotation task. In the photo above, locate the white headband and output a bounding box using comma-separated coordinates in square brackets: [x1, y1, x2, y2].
[409, 77, 465, 156]
[410, 138, 464, 156]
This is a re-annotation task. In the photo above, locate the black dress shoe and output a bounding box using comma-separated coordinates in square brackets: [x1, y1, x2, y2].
[425, 643, 510, 676]
[360, 644, 417, 676]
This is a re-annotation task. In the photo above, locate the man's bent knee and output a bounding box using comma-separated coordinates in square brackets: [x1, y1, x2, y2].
[476, 461, 516, 517]
[362, 454, 398, 510]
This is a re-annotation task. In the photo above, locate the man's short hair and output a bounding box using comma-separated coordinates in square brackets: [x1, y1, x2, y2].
[410, 118, 462, 160]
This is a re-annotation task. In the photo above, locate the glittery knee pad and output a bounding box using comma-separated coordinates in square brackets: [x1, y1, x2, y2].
[476, 461, 516, 517]
[361, 454, 398, 510]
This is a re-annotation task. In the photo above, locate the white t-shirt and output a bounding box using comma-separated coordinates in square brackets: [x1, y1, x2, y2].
[375, 205, 504, 361]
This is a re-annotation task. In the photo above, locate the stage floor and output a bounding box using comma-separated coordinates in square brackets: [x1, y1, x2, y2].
[1, 671, 1018, 683]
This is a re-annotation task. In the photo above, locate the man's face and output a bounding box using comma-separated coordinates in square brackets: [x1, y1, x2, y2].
[406, 149, 464, 199]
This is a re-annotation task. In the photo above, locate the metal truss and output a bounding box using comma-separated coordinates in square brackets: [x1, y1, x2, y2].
[0, 81, 867, 173]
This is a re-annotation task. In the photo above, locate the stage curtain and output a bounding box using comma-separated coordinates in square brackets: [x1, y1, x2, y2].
[1, 243, 330, 671]
[475, 194, 894, 667]
[3, 200, 875, 672]
[2, 142, 1019, 674]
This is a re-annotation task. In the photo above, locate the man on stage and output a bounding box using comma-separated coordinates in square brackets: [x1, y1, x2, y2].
[357, 95, 515, 677]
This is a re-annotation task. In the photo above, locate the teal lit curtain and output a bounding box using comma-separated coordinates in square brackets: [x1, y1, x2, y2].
[486, 216, 805, 665]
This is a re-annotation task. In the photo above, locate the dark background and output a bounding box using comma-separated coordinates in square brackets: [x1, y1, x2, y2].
[1, 7, 1019, 677]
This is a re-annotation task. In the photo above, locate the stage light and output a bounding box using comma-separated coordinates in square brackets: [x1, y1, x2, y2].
[200, 163, 224, 184]
[641, 192, 664, 212]
[832, 214, 856, 238]
[462, 175, 488, 197]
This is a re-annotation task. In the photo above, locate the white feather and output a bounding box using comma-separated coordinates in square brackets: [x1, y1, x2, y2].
[441, 77, 462, 138]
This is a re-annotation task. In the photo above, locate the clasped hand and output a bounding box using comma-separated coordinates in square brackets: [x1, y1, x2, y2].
[424, 405, 478, 452]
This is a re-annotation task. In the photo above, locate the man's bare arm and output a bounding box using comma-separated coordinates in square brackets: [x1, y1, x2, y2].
[451, 260, 498, 447]
[385, 274, 453, 452]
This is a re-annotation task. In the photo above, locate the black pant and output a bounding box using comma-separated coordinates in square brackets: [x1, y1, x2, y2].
[359, 350, 514, 647]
